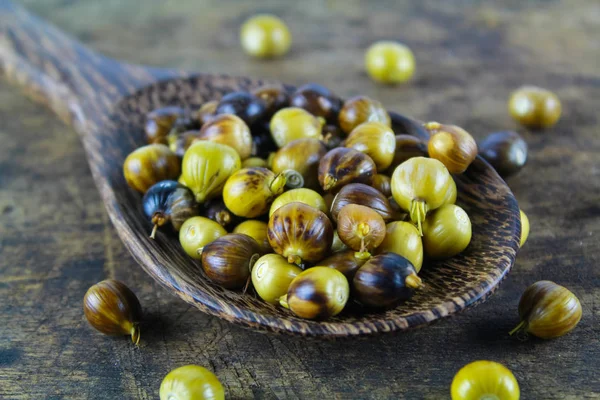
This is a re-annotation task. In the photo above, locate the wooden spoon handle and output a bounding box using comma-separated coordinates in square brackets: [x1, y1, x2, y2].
[0, 0, 184, 126]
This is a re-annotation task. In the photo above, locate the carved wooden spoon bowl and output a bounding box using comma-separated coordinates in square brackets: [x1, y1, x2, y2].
[0, 2, 521, 337]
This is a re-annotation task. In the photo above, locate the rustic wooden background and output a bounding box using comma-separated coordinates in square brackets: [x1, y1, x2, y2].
[1, 0, 599, 398]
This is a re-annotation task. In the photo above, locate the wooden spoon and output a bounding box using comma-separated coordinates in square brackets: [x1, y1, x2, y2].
[0, 1, 521, 337]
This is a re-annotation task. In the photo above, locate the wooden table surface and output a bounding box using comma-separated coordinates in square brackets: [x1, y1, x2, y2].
[1, 0, 599, 398]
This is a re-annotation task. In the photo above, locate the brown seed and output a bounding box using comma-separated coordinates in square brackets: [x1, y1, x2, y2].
[282, 267, 349, 319]
[321, 124, 345, 149]
[345, 121, 396, 171]
[353, 253, 421, 308]
[145, 106, 187, 145]
[290, 83, 342, 123]
[215, 91, 267, 126]
[83, 280, 143, 344]
[271, 138, 328, 190]
[252, 85, 290, 118]
[197, 114, 253, 160]
[142, 180, 199, 238]
[201, 233, 262, 289]
[202, 198, 242, 230]
[223, 167, 286, 218]
[123, 144, 180, 193]
[372, 174, 392, 197]
[338, 95, 391, 134]
[479, 131, 528, 178]
[330, 183, 395, 223]
[318, 249, 370, 281]
[267, 202, 334, 266]
[318, 148, 376, 192]
[425, 122, 478, 174]
[337, 204, 386, 254]
[510, 280, 582, 339]
[508, 85, 561, 129]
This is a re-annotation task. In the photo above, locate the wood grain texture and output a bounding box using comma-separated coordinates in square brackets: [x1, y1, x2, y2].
[0, 1, 520, 337]
[1, 0, 599, 398]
